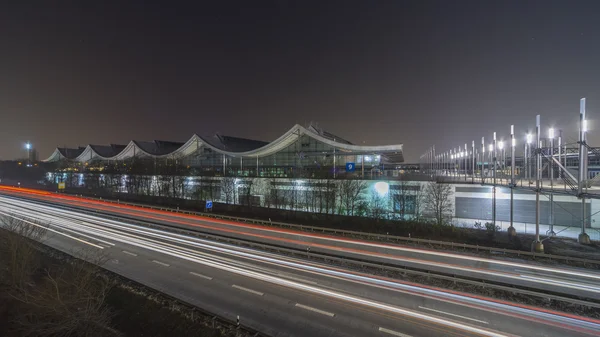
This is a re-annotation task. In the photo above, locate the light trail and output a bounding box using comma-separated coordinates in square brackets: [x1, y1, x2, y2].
[0, 197, 599, 336]
[2, 192, 600, 303]
[3, 187, 598, 285]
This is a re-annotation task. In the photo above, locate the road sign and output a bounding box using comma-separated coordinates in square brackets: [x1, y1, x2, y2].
[58, 182, 65, 190]
[205, 200, 213, 210]
[346, 162, 356, 172]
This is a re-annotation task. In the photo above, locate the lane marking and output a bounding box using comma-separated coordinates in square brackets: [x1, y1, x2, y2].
[152, 260, 170, 267]
[232, 284, 264, 296]
[378, 327, 412, 337]
[294, 303, 335, 317]
[418, 306, 488, 324]
[122, 250, 138, 257]
[189, 272, 212, 280]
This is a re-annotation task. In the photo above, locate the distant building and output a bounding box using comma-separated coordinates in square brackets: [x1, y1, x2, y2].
[42, 124, 404, 178]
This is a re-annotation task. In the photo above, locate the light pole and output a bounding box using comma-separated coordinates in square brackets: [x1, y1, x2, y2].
[492, 132, 497, 226]
[25, 142, 31, 166]
[534, 115, 544, 253]
[471, 140, 475, 183]
[498, 140, 505, 183]
[481, 137, 485, 182]
[549, 127, 555, 236]
[464, 144, 467, 181]
[526, 133, 533, 183]
[579, 98, 591, 244]
[508, 125, 517, 237]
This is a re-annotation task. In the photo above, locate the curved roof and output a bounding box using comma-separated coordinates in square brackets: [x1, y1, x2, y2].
[43, 124, 404, 163]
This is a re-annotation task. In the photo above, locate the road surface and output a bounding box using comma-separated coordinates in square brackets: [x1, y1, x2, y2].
[0, 187, 599, 301]
[0, 192, 598, 336]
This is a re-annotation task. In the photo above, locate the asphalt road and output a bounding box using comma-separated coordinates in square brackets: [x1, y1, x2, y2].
[0, 194, 599, 336]
[1, 187, 599, 301]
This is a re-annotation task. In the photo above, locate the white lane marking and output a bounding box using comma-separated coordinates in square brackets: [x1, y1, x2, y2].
[378, 327, 412, 337]
[0, 210, 104, 249]
[190, 272, 212, 280]
[232, 284, 263, 296]
[122, 250, 138, 257]
[418, 306, 488, 324]
[152, 260, 170, 267]
[294, 303, 335, 317]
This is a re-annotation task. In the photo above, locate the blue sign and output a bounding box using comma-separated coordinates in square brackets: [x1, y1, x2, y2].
[346, 162, 356, 172]
[206, 200, 213, 209]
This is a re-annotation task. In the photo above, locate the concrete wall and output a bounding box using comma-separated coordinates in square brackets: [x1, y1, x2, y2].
[454, 185, 596, 228]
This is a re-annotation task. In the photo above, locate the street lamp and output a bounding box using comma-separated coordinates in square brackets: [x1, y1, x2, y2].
[526, 133, 532, 180]
[25, 142, 32, 166]
[498, 140, 505, 178]
[548, 127, 555, 235]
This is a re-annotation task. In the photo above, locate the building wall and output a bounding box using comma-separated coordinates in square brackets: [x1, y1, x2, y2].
[46, 173, 598, 228]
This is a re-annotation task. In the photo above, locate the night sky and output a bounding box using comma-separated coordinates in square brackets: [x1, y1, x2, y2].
[2, 1, 600, 162]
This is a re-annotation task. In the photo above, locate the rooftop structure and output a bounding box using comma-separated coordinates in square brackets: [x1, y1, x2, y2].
[44, 124, 404, 178]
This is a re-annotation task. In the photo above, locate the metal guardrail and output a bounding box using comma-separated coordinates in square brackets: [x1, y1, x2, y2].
[70, 194, 600, 267]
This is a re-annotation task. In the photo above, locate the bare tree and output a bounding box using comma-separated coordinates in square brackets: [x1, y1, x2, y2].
[221, 177, 236, 204]
[423, 182, 453, 225]
[338, 180, 367, 216]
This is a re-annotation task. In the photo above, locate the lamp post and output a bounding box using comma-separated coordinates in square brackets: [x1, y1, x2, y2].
[498, 140, 505, 183]
[526, 133, 532, 183]
[464, 143, 468, 181]
[508, 125, 517, 237]
[481, 137, 485, 182]
[471, 140, 475, 183]
[534, 115, 544, 253]
[549, 127, 555, 236]
[25, 142, 31, 166]
[492, 132, 497, 226]
[579, 98, 591, 244]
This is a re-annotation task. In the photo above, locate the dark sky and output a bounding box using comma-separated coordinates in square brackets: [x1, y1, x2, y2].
[2, 0, 600, 162]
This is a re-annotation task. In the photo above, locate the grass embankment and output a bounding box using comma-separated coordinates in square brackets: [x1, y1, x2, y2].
[0, 217, 254, 337]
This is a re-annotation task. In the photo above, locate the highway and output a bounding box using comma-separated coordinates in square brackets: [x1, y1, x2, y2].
[0, 187, 599, 301]
[0, 190, 599, 336]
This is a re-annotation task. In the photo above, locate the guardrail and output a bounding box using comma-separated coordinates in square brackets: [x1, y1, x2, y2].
[32, 198, 600, 310]
[68, 194, 600, 268]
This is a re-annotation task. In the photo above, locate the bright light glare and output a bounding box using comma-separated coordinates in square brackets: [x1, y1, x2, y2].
[583, 120, 588, 133]
[548, 128, 554, 139]
[25, 143, 31, 150]
[488, 144, 493, 152]
[526, 134, 532, 144]
[498, 141, 504, 150]
[512, 138, 516, 147]
[374, 182, 389, 197]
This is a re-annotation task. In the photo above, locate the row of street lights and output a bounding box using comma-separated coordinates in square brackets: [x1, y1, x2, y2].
[421, 98, 592, 252]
